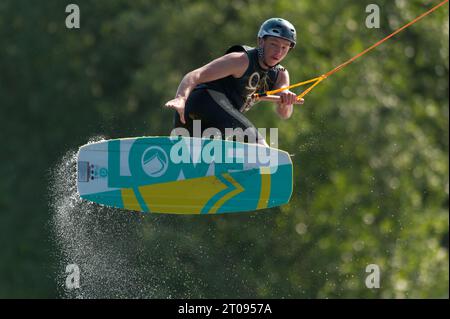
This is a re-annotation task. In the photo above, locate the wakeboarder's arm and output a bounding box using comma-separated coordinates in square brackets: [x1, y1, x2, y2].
[164, 53, 249, 124]
[273, 69, 304, 120]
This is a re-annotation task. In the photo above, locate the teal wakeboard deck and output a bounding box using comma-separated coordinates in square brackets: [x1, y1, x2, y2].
[77, 136, 293, 214]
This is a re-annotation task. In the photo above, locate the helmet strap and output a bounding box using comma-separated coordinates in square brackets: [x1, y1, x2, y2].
[257, 46, 264, 59]
[257, 46, 277, 70]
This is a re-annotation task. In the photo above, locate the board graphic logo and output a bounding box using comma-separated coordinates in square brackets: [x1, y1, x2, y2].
[141, 146, 169, 177]
[99, 168, 108, 177]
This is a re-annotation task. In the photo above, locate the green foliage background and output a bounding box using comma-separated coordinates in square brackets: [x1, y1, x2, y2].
[0, 0, 448, 298]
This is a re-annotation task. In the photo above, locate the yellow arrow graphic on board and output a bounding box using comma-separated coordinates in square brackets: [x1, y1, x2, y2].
[120, 173, 245, 214]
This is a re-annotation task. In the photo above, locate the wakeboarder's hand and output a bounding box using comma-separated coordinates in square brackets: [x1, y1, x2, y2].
[277, 90, 304, 106]
[164, 97, 186, 124]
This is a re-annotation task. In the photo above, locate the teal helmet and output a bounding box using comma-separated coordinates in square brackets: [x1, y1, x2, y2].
[258, 18, 297, 48]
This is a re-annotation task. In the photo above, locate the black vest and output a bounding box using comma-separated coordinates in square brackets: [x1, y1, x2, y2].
[197, 45, 283, 112]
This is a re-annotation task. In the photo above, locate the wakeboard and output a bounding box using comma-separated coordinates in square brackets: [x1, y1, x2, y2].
[77, 136, 293, 214]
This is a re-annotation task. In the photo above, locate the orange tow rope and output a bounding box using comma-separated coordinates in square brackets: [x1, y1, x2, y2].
[253, 0, 449, 101]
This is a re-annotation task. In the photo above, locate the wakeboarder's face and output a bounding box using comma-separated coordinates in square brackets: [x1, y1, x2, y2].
[259, 36, 291, 65]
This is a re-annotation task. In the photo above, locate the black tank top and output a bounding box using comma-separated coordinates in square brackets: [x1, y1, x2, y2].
[196, 45, 284, 113]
